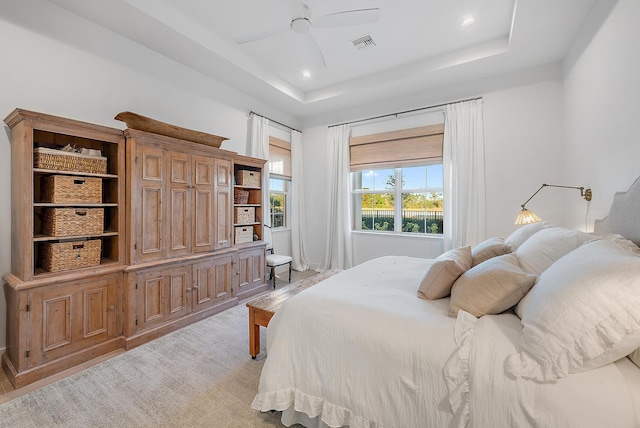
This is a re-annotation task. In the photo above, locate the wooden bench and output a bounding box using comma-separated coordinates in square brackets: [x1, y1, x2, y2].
[246, 269, 340, 359]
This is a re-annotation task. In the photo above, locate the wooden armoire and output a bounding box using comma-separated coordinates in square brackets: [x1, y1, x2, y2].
[2, 109, 268, 388]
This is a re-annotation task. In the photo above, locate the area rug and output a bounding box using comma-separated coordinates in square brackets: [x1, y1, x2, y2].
[0, 269, 341, 427]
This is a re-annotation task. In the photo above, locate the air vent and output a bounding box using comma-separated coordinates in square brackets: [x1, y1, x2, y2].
[352, 35, 376, 51]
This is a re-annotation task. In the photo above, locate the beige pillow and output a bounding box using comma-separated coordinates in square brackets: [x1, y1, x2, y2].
[471, 237, 511, 266]
[417, 246, 472, 300]
[449, 254, 537, 318]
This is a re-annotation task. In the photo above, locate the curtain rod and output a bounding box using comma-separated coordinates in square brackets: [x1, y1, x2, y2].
[328, 96, 483, 128]
[249, 111, 301, 133]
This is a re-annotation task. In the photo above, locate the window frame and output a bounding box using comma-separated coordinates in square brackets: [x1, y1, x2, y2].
[269, 177, 290, 230]
[352, 164, 443, 235]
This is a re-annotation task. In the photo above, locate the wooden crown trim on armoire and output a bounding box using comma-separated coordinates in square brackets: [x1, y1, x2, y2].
[2, 109, 268, 388]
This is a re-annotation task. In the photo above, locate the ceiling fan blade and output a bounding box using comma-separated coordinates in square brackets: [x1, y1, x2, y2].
[302, 32, 326, 68]
[233, 24, 290, 44]
[314, 8, 380, 28]
[283, 0, 309, 19]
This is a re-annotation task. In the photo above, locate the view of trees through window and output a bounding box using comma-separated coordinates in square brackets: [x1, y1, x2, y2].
[270, 178, 288, 228]
[353, 166, 443, 234]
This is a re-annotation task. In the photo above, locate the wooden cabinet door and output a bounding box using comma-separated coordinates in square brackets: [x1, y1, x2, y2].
[237, 247, 266, 298]
[193, 255, 233, 312]
[136, 265, 191, 331]
[167, 151, 191, 258]
[135, 145, 165, 263]
[27, 274, 118, 367]
[192, 155, 215, 253]
[214, 158, 232, 250]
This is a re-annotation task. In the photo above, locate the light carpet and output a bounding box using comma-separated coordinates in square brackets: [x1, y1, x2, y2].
[0, 270, 340, 428]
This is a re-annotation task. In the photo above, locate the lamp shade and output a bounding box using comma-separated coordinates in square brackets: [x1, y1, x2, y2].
[515, 208, 542, 225]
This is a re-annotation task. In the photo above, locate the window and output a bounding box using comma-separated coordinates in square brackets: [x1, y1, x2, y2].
[268, 136, 291, 229]
[350, 124, 444, 235]
[353, 166, 443, 234]
[270, 177, 289, 228]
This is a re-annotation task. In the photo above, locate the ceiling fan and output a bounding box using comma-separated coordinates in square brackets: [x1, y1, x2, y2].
[234, 0, 380, 68]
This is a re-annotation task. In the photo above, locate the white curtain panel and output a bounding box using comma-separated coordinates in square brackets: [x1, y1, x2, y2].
[249, 114, 270, 227]
[319, 124, 353, 270]
[443, 99, 487, 251]
[290, 130, 310, 271]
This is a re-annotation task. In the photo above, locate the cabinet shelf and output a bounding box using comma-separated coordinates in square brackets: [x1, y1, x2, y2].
[233, 162, 264, 244]
[34, 203, 119, 208]
[34, 168, 118, 179]
[234, 221, 260, 227]
[5, 108, 125, 281]
[234, 184, 261, 190]
[33, 231, 119, 242]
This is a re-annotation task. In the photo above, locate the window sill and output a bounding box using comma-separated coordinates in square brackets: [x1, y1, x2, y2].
[351, 230, 443, 240]
[272, 227, 291, 233]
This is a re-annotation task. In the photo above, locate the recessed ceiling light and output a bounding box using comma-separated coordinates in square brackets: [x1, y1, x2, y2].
[462, 17, 475, 27]
[301, 71, 311, 79]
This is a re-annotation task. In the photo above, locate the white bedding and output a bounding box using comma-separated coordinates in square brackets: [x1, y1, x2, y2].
[252, 256, 638, 427]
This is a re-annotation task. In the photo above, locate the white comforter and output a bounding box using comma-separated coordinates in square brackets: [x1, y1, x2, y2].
[252, 256, 637, 428]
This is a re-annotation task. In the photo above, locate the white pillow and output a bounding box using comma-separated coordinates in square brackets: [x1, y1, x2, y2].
[506, 239, 640, 382]
[515, 226, 591, 276]
[504, 221, 552, 251]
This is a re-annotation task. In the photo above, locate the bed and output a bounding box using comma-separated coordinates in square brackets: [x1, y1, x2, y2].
[252, 177, 640, 428]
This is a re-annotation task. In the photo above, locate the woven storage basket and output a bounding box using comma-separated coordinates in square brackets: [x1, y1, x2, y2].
[34, 148, 107, 174]
[41, 208, 104, 237]
[234, 226, 253, 244]
[234, 207, 255, 224]
[41, 239, 102, 272]
[234, 189, 249, 204]
[41, 175, 102, 204]
[236, 170, 260, 187]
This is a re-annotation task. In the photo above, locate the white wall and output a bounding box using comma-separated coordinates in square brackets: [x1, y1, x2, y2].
[483, 80, 566, 236]
[301, 78, 565, 267]
[563, 0, 640, 228]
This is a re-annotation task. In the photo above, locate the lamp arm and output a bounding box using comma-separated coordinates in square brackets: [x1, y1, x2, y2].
[520, 184, 548, 209]
[521, 183, 592, 209]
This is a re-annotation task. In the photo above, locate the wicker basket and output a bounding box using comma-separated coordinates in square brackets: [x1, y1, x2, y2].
[234, 226, 253, 244]
[41, 208, 104, 237]
[236, 170, 260, 187]
[40, 239, 102, 272]
[41, 175, 102, 204]
[34, 148, 107, 174]
[234, 207, 255, 224]
[234, 189, 249, 204]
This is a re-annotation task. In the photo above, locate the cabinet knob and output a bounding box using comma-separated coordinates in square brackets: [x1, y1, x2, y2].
[109, 305, 115, 312]
[186, 288, 192, 292]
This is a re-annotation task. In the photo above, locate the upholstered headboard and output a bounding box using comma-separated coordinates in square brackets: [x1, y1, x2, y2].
[594, 176, 640, 246]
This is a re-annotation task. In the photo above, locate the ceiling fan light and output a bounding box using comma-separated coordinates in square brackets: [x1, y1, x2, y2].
[291, 18, 312, 34]
[462, 17, 475, 27]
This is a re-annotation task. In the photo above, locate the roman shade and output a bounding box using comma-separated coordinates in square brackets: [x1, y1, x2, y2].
[349, 124, 444, 171]
[269, 136, 291, 179]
